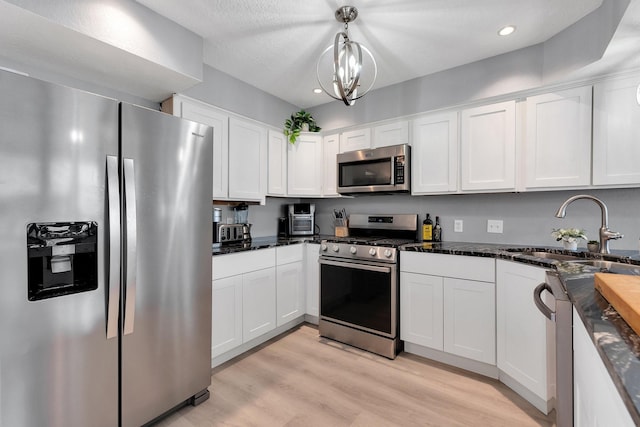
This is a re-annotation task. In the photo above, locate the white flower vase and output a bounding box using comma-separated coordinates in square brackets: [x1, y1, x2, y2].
[301, 123, 309, 131]
[563, 240, 578, 251]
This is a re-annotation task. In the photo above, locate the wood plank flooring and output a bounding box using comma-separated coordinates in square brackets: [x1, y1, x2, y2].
[155, 324, 555, 426]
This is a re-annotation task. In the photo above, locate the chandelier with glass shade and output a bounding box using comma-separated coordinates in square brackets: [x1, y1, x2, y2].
[316, 6, 377, 106]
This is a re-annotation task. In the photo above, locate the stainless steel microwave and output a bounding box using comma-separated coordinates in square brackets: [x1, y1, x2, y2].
[337, 144, 410, 195]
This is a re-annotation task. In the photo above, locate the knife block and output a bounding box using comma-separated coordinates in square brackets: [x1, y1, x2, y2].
[335, 226, 349, 237]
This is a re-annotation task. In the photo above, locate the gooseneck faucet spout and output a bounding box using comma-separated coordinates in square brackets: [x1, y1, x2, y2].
[555, 194, 623, 254]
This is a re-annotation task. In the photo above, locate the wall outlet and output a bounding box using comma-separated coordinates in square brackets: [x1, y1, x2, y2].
[454, 219, 463, 233]
[487, 219, 503, 234]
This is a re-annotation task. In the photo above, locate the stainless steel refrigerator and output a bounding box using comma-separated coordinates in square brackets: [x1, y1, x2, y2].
[0, 70, 213, 426]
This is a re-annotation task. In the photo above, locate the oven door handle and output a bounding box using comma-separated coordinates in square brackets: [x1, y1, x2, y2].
[319, 258, 393, 274]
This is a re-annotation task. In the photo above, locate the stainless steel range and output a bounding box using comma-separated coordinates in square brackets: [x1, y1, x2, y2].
[319, 213, 418, 359]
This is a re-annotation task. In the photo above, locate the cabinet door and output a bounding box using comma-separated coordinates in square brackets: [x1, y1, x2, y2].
[525, 87, 592, 188]
[373, 120, 409, 148]
[242, 268, 276, 342]
[339, 128, 371, 152]
[267, 129, 287, 196]
[496, 260, 552, 405]
[287, 133, 322, 196]
[172, 97, 229, 199]
[305, 244, 320, 319]
[276, 261, 304, 326]
[228, 117, 267, 201]
[461, 101, 516, 191]
[411, 112, 458, 194]
[211, 275, 243, 358]
[322, 133, 340, 197]
[400, 272, 444, 350]
[593, 75, 640, 185]
[573, 308, 635, 427]
[443, 277, 496, 364]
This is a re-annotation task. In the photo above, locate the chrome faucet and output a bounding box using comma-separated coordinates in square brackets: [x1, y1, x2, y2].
[555, 194, 623, 254]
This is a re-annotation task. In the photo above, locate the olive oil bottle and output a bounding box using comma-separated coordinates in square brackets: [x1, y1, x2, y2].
[422, 213, 433, 242]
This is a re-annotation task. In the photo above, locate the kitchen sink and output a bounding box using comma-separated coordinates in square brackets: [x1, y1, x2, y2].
[509, 250, 583, 262]
[570, 260, 640, 274]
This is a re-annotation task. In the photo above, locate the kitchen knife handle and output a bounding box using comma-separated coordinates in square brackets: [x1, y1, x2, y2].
[106, 156, 121, 340]
[123, 158, 137, 335]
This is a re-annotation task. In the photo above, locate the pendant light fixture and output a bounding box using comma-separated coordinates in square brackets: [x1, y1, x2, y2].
[316, 6, 377, 106]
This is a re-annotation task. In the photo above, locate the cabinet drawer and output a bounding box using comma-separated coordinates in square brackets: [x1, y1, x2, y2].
[400, 252, 495, 282]
[277, 244, 304, 265]
[212, 248, 275, 280]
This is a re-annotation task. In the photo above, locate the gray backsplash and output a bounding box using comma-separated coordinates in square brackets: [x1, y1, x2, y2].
[242, 188, 640, 252]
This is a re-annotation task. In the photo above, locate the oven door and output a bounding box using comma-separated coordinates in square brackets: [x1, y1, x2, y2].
[319, 257, 397, 338]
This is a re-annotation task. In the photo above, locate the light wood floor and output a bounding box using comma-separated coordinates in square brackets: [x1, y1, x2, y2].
[156, 324, 556, 426]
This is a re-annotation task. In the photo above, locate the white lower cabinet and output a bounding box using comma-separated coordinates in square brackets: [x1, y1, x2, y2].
[443, 277, 495, 364]
[400, 252, 496, 370]
[211, 248, 276, 362]
[211, 275, 243, 358]
[242, 267, 277, 341]
[305, 243, 320, 321]
[496, 260, 554, 414]
[276, 245, 305, 326]
[573, 307, 635, 426]
[400, 272, 443, 350]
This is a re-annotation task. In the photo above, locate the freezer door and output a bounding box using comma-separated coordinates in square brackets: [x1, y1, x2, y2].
[120, 103, 213, 427]
[0, 71, 119, 426]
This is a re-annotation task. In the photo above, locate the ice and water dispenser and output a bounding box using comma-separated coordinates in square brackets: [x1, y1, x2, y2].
[27, 221, 98, 301]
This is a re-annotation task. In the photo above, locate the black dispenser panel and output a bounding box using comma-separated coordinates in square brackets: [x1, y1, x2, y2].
[27, 221, 98, 301]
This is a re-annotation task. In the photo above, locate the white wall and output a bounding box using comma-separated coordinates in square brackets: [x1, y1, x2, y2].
[181, 65, 299, 129]
[308, 188, 640, 251]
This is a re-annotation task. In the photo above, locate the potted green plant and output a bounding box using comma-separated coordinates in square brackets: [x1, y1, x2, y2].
[587, 240, 600, 252]
[551, 228, 588, 251]
[283, 110, 321, 144]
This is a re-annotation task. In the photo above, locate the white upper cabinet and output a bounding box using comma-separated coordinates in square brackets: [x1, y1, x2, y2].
[162, 95, 229, 199]
[525, 86, 592, 189]
[228, 117, 267, 202]
[322, 133, 340, 197]
[461, 101, 516, 191]
[267, 129, 287, 196]
[411, 111, 459, 194]
[339, 128, 371, 152]
[593, 74, 640, 186]
[287, 133, 323, 196]
[372, 120, 409, 148]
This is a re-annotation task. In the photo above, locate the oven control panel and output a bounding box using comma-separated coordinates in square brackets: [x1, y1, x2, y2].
[320, 242, 397, 263]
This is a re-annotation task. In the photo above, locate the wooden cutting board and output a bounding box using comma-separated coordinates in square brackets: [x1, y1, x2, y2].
[594, 272, 640, 336]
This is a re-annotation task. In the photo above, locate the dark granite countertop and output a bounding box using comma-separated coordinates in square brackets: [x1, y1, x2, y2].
[211, 235, 327, 256]
[400, 241, 640, 423]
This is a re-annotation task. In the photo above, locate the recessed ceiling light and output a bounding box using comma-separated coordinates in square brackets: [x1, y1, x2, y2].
[313, 88, 323, 94]
[498, 25, 516, 36]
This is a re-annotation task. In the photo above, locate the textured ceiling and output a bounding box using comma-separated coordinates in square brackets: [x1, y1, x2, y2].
[136, 0, 603, 108]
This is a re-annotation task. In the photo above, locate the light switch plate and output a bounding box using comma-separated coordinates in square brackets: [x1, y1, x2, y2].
[454, 219, 463, 233]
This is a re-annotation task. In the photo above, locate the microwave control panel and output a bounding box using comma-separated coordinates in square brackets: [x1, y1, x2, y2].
[395, 155, 405, 184]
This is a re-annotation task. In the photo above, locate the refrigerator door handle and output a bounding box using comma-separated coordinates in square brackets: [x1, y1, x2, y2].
[123, 158, 137, 335]
[106, 155, 121, 339]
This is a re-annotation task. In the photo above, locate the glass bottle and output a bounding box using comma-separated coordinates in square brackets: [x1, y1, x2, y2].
[422, 213, 433, 242]
[433, 216, 442, 242]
